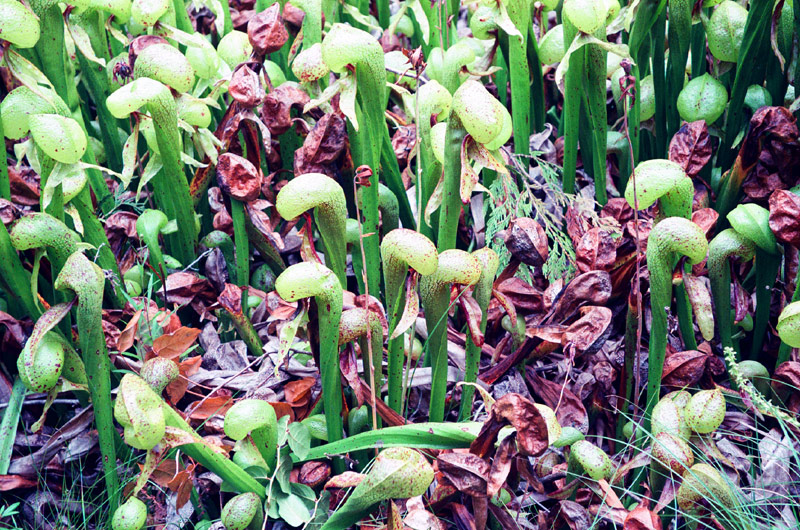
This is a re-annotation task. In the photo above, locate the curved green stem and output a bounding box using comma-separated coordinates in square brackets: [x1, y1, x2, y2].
[321, 24, 386, 296]
[358, 183, 398, 238]
[136, 209, 169, 283]
[415, 80, 451, 237]
[275, 262, 344, 469]
[339, 307, 384, 427]
[10, 213, 80, 278]
[106, 78, 197, 265]
[645, 218, 708, 432]
[708, 229, 756, 351]
[625, 159, 694, 221]
[727, 204, 780, 360]
[275, 173, 347, 288]
[420, 250, 481, 422]
[55, 252, 119, 512]
[458, 248, 498, 421]
[381, 229, 438, 413]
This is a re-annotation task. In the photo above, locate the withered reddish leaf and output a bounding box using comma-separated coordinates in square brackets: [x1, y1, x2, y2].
[662, 350, 708, 388]
[392, 125, 417, 170]
[600, 198, 635, 225]
[293, 113, 348, 178]
[217, 152, 261, 202]
[769, 189, 800, 246]
[0, 475, 39, 490]
[271, 401, 293, 419]
[559, 500, 592, 530]
[166, 355, 202, 402]
[495, 278, 543, 313]
[229, 64, 264, 108]
[741, 107, 800, 201]
[486, 435, 515, 498]
[575, 228, 617, 274]
[526, 368, 589, 433]
[623, 506, 662, 530]
[117, 310, 141, 352]
[505, 218, 548, 268]
[218, 283, 244, 314]
[563, 306, 612, 353]
[324, 471, 365, 489]
[165, 272, 216, 307]
[247, 2, 288, 55]
[285, 377, 316, 406]
[773, 361, 800, 394]
[166, 462, 196, 509]
[470, 393, 549, 457]
[186, 395, 233, 420]
[7, 165, 39, 206]
[437, 452, 490, 496]
[105, 211, 139, 255]
[261, 84, 310, 136]
[391, 273, 420, 340]
[492, 288, 517, 326]
[404, 509, 446, 530]
[459, 293, 484, 347]
[691, 208, 719, 239]
[298, 461, 330, 488]
[153, 326, 202, 360]
[668, 121, 712, 178]
[546, 271, 612, 325]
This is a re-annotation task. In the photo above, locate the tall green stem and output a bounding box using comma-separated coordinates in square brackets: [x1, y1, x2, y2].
[458, 248, 498, 421]
[106, 78, 198, 266]
[644, 218, 708, 432]
[55, 252, 120, 512]
[321, 24, 386, 296]
[381, 229, 438, 413]
[275, 262, 344, 471]
[420, 250, 481, 422]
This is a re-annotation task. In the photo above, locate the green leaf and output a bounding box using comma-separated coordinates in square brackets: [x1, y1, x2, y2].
[293, 422, 481, 463]
[277, 493, 312, 527]
[288, 422, 311, 461]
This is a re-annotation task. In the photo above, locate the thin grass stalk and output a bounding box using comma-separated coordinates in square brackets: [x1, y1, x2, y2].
[585, 29, 608, 205]
[438, 113, 466, 251]
[0, 378, 26, 474]
[506, 0, 530, 168]
[230, 199, 250, 314]
[751, 249, 781, 359]
[0, 117, 9, 200]
[650, 11, 667, 158]
[561, 17, 582, 194]
[666, 0, 692, 139]
[717, 0, 774, 170]
[777, 249, 800, 367]
[526, 22, 546, 133]
[458, 249, 497, 421]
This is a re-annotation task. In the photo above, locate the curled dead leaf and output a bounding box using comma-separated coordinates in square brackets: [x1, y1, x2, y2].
[668, 121, 712, 178]
[247, 2, 289, 56]
[217, 152, 261, 202]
